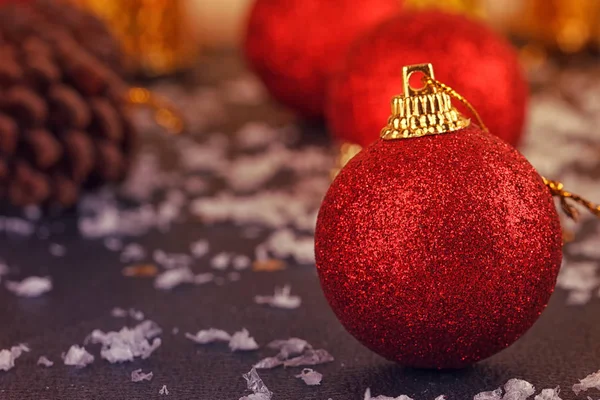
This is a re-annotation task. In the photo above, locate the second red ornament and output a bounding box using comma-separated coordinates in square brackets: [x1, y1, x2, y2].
[326, 11, 528, 147]
[243, 0, 401, 119]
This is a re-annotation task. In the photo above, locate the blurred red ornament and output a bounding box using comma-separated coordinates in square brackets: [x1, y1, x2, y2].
[315, 65, 561, 369]
[326, 11, 528, 147]
[243, 0, 401, 119]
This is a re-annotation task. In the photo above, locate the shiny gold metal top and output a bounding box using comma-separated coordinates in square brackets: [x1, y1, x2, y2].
[380, 63, 472, 140]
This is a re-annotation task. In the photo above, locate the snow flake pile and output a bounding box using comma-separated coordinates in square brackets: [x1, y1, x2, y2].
[0, 344, 30, 372]
[6, 276, 52, 297]
[87, 320, 162, 363]
[255, 285, 301, 309]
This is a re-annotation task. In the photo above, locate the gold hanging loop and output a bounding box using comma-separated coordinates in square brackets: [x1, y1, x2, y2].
[542, 177, 600, 220]
[421, 76, 489, 133]
[127, 87, 185, 135]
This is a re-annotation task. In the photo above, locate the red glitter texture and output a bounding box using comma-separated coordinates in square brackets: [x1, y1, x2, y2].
[326, 11, 528, 147]
[243, 0, 401, 119]
[315, 126, 562, 369]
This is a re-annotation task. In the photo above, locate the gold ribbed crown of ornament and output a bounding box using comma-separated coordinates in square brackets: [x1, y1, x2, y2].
[380, 63, 472, 140]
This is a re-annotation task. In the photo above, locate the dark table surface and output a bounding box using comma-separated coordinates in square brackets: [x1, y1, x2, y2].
[1, 52, 600, 400]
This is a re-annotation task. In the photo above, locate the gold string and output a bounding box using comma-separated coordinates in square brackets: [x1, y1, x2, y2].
[542, 177, 600, 220]
[422, 76, 489, 133]
[127, 87, 184, 135]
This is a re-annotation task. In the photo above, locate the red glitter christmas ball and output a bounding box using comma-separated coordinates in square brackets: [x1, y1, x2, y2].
[243, 0, 401, 119]
[315, 126, 562, 369]
[326, 11, 528, 147]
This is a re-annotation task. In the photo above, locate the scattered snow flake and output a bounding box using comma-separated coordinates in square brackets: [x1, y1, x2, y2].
[153, 250, 192, 270]
[503, 378, 535, 400]
[0, 217, 35, 236]
[63, 345, 94, 368]
[131, 369, 153, 383]
[190, 239, 210, 258]
[364, 388, 414, 400]
[534, 387, 562, 400]
[473, 388, 503, 400]
[120, 243, 146, 263]
[154, 267, 194, 290]
[104, 237, 123, 251]
[234, 122, 277, 149]
[49, 243, 66, 257]
[254, 356, 283, 370]
[255, 285, 301, 309]
[233, 255, 251, 271]
[0, 344, 29, 371]
[573, 370, 600, 395]
[240, 367, 272, 400]
[89, 320, 162, 363]
[159, 385, 169, 395]
[172, 327, 179, 335]
[6, 276, 52, 297]
[295, 368, 322, 386]
[283, 349, 334, 367]
[111, 307, 128, 318]
[185, 328, 231, 344]
[129, 309, 145, 321]
[229, 328, 259, 351]
[194, 272, 215, 285]
[37, 356, 54, 367]
[267, 338, 311, 359]
[211, 253, 231, 271]
[263, 229, 315, 264]
[434, 396, 446, 400]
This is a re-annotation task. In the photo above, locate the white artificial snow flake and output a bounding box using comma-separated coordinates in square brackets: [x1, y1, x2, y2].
[233, 255, 251, 270]
[159, 385, 169, 395]
[434, 396, 446, 400]
[120, 243, 146, 263]
[37, 356, 54, 367]
[111, 307, 128, 318]
[473, 388, 503, 400]
[228, 272, 241, 281]
[254, 356, 284, 369]
[154, 267, 195, 290]
[104, 237, 123, 251]
[283, 349, 334, 367]
[255, 285, 301, 309]
[194, 272, 215, 285]
[129, 309, 145, 321]
[0, 217, 35, 236]
[211, 253, 231, 271]
[185, 328, 231, 344]
[573, 370, 600, 395]
[234, 122, 277, 149]
[222, 77, 267, 107]
[6, 276, 52, 297]
[364, 388, 414, 400]
[267, 338, 311, 359]
[190, 239, 210, 258]
[89, 320, 162, 363]
[503, 378, 535, 400]
[153, 250, 192, 270]
[263, 229, 315, 264]
[172, 327, 179, 335]
[0, 344, 30, 371]
[49, 243, 66, 257]
[131, 369, 153, 383]
[295, 368, 322, 386]
[63, 345, 94, 368]
[229, 328, 259, 351]
[534, 387, 562, 400]
[240, 367, 272, 400]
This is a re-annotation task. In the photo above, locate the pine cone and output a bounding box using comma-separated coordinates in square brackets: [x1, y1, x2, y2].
[0, 3, 136, 209]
